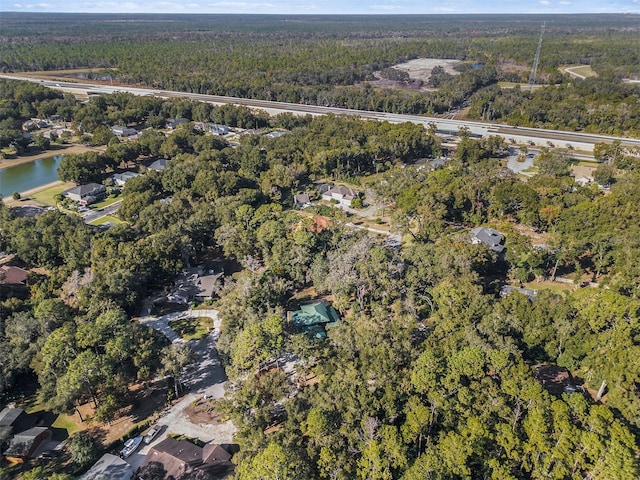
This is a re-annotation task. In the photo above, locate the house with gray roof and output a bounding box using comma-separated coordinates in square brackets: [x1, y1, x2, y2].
[112, 171, 141, 186]
[322, 185, 360, 208]
[470, 227, 505, 253]
[293, 193, 312, 209]
[148, 159, 170, 171]
[111, 125, 137, 137]
[80, 453, 133, 480]
[64, 183, 106, 206]
[500, 285, 537, 301]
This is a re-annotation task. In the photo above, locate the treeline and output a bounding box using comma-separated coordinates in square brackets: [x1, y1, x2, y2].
[2, 14, 640, 135]
[1, 84, 640, 478]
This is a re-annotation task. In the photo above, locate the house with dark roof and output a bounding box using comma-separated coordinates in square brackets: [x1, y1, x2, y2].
[0, 408, 32, 446]
[288, 301, 340, 339]
[64, 183, 106, 206]
[80, 453, 133, 480]
[111, 125, 137, 137]
[4, 427, 51, 463]
[166, 118, 190, 129]
[167, 267, 221, 304]
[138, 437, 233, 480]
[470, 227, 505, 253]
[534, 365, 581, 395]
[148, 159, 170, 171]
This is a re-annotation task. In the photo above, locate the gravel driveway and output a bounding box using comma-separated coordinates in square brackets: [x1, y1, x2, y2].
[127, 309, 237, 472]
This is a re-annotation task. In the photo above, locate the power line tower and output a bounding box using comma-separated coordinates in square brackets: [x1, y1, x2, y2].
[529, 22, 546, 89]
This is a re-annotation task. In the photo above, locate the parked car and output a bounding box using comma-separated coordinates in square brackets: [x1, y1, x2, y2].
[120, 436, 143, 458]
[143, 425, 161, 444]
[39, 450, 61, 459]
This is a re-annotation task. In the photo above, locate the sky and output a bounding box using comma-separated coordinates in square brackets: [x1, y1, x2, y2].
[5, 0, 640, 14]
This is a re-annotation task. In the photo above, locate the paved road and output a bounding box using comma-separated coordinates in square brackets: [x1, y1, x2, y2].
[82, 200, 122, 224]
[3, 74, 639, 152]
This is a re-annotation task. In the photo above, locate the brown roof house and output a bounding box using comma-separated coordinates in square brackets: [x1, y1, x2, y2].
[0, 265, 30, 300]
[138, 437, 233, 480]
[4, 427, 51, 463]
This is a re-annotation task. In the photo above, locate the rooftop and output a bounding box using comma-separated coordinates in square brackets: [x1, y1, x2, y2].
[80, 453, 134, 480]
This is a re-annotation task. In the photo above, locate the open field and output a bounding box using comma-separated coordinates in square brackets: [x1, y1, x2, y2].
[559, 65, 598, 79]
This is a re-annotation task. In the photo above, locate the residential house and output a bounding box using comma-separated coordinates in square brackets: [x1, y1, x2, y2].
[80, 453, 134, 480]
[0, 266, 28, 286]
[138, 437, 233, 480]
[111, 125, 137, 137]
[265, 130, 286, 139]
[112, 171, 141, 187]
[209, 124, 230, 136]
[0, 408, 32, 446]
[166, 118, 190, 129]
[500, 285, 537, 301]
[4, 427, 51, 463]
[470, 227, 505, 253]
[22, 118, 48, 131]
[321, 185, 360, 208]
[65, 183, 106, 206]
[0, 265, 30, 299]
[167, 267, 221, 304]
[288, 301, 340, 339]
[293, 193, 311, 209]
[148, 159, 170, 172]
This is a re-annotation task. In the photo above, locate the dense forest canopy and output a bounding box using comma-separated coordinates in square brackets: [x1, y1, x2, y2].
[1, 75, 640, 477]
[2, 13, 640, 135]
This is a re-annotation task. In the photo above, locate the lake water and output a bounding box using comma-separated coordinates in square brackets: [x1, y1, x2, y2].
[0, 154, 64, 198]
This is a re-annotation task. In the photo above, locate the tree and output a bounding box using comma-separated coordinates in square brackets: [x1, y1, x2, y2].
[68, 431, 97, 466]
[237, 442, 293, 480]
[161, 343, 193, 398]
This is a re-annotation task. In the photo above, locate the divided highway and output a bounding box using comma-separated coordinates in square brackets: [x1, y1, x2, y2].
[5, 74, 640, 153]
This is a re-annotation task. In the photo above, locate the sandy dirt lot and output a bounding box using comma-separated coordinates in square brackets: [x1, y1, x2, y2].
[394, 58, 461, 82]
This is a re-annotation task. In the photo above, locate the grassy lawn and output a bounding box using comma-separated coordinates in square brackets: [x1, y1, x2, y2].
[29, 182, 74, 206]
[91, 195, 122, 209]
[52, 413, 84, 436]
[169, 316, 214, 341]
[88, 215, 124, 226]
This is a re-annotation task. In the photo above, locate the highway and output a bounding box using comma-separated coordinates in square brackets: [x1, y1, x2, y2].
[4, 74, 640, 153]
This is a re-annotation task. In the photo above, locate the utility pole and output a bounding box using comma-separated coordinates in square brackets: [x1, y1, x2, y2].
[529, 22, 546, 90]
